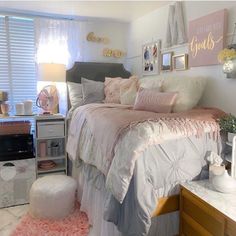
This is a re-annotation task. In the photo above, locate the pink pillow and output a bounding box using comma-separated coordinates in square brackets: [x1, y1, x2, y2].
[104, 76, 138, 104]
[133, 88, 178, 113]
[104, 77, 123, 103]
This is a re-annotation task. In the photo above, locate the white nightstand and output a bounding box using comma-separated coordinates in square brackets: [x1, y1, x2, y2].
[35, 114, 67, 178]
[180, 180, 236, 236]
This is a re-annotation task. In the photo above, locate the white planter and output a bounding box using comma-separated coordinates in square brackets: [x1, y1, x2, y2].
[228, 132, 236, 143]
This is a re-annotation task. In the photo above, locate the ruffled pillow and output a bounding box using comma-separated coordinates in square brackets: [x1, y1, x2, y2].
[120, 76, 138, 105]
[104, 77, 123, 103]
[104, 76, 138, 104]
[133, 88, 178, 113]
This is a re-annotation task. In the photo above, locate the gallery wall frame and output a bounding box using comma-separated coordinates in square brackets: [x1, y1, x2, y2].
[172, 54, 188, 71]
[142, 40, 161, 75]
[161, 52, 173, 72]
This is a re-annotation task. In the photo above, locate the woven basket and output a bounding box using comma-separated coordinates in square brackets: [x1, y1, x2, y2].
[0, 121, 31, 135]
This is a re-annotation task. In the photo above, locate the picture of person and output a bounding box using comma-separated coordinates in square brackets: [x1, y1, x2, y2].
[144, 47, 150, 60]
[153, 45, 157, 58]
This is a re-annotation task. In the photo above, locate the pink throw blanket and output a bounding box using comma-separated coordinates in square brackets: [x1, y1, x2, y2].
[67, 103, 225, 173]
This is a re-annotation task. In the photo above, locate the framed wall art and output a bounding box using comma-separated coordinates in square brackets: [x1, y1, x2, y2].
[188, 9, 228, 67]
[173, 54, 188, 71]
[161, 52, 173, 72]
[142, 40, 161, 75]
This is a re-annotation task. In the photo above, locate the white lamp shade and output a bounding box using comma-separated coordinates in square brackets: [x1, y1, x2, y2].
[38, 63, 66, 82]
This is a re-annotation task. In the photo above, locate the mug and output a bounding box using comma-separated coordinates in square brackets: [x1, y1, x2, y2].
[1, 103, 10, 116]
[23, 100, 33, 115]
[15, 103, 24, 115]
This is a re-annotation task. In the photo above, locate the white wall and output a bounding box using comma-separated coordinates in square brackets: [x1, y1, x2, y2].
[126, 1, 236, 115]
[79, 20, 128, 64]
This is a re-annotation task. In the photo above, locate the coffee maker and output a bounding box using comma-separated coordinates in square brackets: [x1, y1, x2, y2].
[0, 91, 8, 114]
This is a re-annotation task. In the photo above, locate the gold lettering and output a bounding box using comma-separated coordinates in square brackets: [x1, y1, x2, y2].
[190, 31, 223, 58]
[103, 48, 126, 58]
[87, 32, 110, 44]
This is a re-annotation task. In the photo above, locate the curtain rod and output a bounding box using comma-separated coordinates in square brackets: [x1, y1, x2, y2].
[0, 8, 90, 22]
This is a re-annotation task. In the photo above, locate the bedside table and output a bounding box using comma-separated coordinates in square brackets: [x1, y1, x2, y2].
[180, 180, 236, 236]
[35, 115, 67, 178]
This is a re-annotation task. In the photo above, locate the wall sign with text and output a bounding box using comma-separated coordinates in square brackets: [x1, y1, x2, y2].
[188, 9, 228, 67]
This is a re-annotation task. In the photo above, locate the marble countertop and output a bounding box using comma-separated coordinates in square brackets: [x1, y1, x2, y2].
[181, 180, 236, 222]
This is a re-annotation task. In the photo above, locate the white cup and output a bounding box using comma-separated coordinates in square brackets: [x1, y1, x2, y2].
[15, 103, 24, 115]
[23, 100, 33, 115]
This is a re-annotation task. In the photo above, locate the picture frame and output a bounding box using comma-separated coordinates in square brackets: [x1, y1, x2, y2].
[142, 40, 161, 75]
[172, 54, 188, 71]
[161, 52, 173, 72]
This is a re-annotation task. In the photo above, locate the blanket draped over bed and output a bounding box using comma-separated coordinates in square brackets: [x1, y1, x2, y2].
[67, 103, 224, 236]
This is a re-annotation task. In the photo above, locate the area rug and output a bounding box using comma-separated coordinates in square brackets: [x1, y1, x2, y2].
[11, 204, 90, 236]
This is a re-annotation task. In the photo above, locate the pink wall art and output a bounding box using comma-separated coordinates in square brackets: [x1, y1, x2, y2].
[188, 9, 228, 67]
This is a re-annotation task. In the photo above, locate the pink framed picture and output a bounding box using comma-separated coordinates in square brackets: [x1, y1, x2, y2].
[188, 9, 228, 67]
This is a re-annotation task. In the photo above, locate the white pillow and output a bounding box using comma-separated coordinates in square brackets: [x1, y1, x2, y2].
[138, 75, 163, 90]
[67, 82, 83, 108]
[162, 76, 206, 112]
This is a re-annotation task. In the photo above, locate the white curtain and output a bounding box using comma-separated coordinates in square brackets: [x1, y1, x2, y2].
[35, 18, 81, 69]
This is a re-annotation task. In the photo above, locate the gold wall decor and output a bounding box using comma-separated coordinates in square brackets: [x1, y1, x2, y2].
[103, 48, 126, 58]
[86, 32, 109, 44]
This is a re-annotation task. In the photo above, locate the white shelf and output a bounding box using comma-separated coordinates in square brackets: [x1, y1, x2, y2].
[37, 155, 66, 161]
[38, 162, 66, 174]
[35, 116, 67, 178]
[36, 136, 66, 140]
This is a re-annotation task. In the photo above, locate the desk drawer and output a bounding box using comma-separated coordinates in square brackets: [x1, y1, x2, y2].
[37, 121, 64, 138]
[181, 189, 224, 236]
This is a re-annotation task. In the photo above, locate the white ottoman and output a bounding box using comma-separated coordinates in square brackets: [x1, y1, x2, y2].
[29, 175, 77, 219]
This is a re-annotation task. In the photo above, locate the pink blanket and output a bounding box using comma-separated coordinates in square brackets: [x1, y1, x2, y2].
[67, 103, 225, 172]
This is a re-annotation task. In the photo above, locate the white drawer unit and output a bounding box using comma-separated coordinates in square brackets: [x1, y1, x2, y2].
[37, 121, 65, 138]
[35, 115, 67, 178]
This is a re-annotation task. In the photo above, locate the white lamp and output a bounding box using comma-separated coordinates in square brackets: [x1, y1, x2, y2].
[37, 63, 66, 114]
[38, 63, 66, 83]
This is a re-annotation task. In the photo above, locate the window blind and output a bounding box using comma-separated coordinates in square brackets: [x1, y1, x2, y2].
[0, 16, 37, 114]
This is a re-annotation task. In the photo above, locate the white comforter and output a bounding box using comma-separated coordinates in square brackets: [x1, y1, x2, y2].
[67, 109, 219, 203]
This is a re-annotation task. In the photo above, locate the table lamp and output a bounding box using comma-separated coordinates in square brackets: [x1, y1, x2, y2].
[37, 63, 66, 114]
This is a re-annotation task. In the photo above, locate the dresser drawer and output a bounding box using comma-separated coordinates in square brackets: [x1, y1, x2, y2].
[37, 121, 65, 138]
[181, 188, 224, 236]
[226, 218, 236, 236]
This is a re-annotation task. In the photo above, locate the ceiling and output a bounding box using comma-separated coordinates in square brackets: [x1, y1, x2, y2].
[0, 1, 171, 22]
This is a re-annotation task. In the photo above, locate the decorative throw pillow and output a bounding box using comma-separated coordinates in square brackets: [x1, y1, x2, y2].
[138, 75, 163, 90]
[120, 76, 138, 105]
[67, 82, 83, 108]
[104, 77, 124, 103]
[162, 76, 206, 112]
[81, 78, 104, 104]
[133, 88, 178, 113]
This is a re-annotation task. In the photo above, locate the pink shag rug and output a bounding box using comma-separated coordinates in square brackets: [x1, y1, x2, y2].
[11, 204, 90, 236]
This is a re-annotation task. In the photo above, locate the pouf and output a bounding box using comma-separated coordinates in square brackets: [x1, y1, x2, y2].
[29, 175, 77, 219]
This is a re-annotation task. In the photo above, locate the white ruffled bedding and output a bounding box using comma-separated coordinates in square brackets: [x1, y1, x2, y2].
[71, 115, 218, 203]
[67, 105, 222, 235]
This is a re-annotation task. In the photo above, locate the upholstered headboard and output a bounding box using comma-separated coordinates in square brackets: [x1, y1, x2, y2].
[66, 62, 131, 83]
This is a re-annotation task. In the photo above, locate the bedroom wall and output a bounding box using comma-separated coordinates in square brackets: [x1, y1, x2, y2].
[79, 20, 128, 64]
[125, 1, 236, 115]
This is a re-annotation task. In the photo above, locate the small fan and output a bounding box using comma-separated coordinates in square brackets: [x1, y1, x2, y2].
[36, 85, 59, 114]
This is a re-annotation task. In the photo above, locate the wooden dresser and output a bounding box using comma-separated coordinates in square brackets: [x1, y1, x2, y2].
[180, 180, 236, 236]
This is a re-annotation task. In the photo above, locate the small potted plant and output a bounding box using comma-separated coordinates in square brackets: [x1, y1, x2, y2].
[218, 114, 236, 143]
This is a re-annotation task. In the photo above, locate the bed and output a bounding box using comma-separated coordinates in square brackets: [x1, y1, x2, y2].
[66, 62, 224, 236]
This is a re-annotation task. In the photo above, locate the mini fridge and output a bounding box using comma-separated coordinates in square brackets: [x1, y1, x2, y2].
[0, 134, 36, 208]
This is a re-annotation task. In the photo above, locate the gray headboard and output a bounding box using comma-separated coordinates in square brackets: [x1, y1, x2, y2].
[66, 62, 131, 83]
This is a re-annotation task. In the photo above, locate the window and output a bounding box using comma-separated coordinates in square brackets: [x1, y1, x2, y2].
[0, 15, 37, 114]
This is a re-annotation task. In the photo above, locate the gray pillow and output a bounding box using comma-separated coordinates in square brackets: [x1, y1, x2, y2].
[81, 78, 104, 104]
